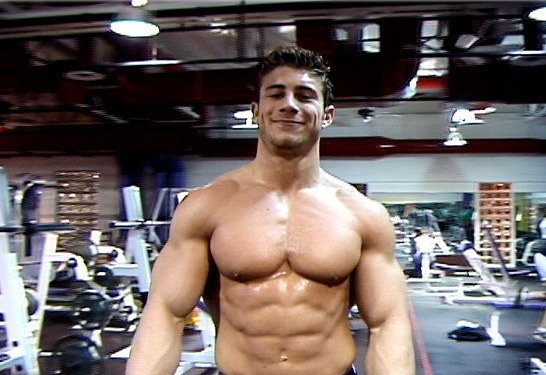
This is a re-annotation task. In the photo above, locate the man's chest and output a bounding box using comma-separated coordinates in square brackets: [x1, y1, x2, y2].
[209, 190, 362, 283]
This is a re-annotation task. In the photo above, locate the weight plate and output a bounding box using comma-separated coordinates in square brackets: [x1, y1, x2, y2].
[50, 334, 104, 375]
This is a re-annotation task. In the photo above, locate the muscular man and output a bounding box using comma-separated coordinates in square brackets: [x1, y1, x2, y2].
[126, 46, 415, 375]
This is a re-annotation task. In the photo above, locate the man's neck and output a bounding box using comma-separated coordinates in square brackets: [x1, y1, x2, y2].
[250, 141, 322, 191]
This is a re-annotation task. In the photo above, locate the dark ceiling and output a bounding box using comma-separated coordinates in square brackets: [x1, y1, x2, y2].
[0, 1, 545, 156]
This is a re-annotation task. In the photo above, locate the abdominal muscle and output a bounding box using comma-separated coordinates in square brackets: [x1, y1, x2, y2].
[213, 268, 356, 375]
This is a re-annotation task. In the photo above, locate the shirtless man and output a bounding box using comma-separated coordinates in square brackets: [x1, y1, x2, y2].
[126, 46, 415, 375]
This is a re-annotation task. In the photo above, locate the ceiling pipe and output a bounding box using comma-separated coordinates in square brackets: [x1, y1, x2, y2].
[0, 2, 532, 40]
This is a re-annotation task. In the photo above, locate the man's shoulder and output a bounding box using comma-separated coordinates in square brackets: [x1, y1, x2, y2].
[185, 168, 248, 206]
[320, 173, 384, 212]
[171, 173, 244, 236]
[340, 190, 387, 220]
[320, 179, 389, 227]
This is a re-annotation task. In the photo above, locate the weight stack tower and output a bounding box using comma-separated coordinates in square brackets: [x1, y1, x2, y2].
[474, 182, 516, 268]
[55, 171, 100, 252]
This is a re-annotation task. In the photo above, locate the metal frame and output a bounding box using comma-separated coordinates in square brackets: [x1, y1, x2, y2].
[107, 186, 153, 294]
[0, 250, 40, 374]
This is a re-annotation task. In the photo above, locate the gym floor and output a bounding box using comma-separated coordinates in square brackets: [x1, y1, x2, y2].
[36, 276, 546, 375]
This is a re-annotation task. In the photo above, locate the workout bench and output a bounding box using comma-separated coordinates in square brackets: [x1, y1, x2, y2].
[486, 300, 546, 347]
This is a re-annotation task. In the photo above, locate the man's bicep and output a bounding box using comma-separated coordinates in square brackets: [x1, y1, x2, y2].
[146, 195, 213, 319]
[353, 250, 407, 328]
[353, 206, 408, 328]
[149, 235, 211, 318]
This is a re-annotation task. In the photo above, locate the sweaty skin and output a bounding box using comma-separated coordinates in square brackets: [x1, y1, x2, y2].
[126, 65, 414, 375]
[205, 172, 362, 375]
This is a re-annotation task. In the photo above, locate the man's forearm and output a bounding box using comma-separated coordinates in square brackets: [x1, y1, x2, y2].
[126, 315, 185, 375]
[365, 321, 415, 375]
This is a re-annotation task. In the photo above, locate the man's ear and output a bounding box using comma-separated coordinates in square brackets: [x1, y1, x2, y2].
[251, 102, 259, 121]
[321, 105, 335, 129]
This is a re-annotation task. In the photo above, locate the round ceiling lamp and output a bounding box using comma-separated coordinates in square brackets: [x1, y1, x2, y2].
[110, 5, 159, 37]
[528, 6, 546, 21]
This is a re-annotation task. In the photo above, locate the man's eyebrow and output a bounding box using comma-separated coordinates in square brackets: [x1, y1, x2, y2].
[296, 85, 319, 94]
[264, 84, 318, 93]
[264, 84, 286, 91]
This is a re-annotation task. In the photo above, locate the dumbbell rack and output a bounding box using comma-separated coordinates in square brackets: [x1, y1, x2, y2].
[55, 170, 99, 252]
[475, 182, 516, 268]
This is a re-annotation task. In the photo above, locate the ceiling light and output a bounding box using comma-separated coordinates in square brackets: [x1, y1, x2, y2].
[443, 127, 467, 147]
[529, 6, 546, 21]
[63, 70, 106, 81]
[116, 59, 182, 67]
[450, 108, 481, 124]
[110, 5, 159, 37]
[231, 123, 258, 129]
[449, 106, 496, 125]
[455, 34, 479, 50]
[231, 110, 257, 129]
[279, 25, 296, 34]
[233, 109, 253, 120]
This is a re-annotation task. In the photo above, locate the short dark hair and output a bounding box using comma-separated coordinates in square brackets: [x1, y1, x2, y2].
[257, 45, 333, 108]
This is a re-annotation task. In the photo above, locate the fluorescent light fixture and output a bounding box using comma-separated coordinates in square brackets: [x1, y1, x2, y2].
[232, 122, 258, 129]
[449, 106, 496, 125]
[231, 109, 258, 129]
[116, 59, 182, 67]
[479, 106, 497, 114]
[233, 109, 253, 120]
[455, 34, 479, 49]
[279, 25, 296, 34]
[132, 0, 148, 6]
[450, 108, 481, 124]
[507, 50, 546, 56]
[110, 6, 159, 37]
[529, 6, 546, 21]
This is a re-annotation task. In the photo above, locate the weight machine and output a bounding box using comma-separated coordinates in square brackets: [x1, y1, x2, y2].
[108, 186, 217, 373]
[443, 223, 546, 349]
[529, 357, 546, 375]
[0, 166, 127, 375]
[107, 186, 170, 298]
[0, 167, 69, 375]
[0, 252, 41, 375]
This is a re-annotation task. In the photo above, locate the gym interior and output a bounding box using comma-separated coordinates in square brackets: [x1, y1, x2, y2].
[1, 1, 546, 375]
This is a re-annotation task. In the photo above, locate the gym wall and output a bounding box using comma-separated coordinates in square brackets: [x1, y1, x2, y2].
[0, 153, 545, 232]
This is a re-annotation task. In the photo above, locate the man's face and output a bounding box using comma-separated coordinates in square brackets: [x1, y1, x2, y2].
[252, 66, 334, 153]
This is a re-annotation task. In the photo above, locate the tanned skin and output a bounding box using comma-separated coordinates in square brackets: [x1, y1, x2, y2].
[126, 62, 415, 375]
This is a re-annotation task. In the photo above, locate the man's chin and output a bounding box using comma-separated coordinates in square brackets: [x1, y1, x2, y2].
[269, 137, 318, 156]
[272, 137, 307, 150]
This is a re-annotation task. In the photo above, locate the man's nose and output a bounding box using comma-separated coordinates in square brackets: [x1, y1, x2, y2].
[280, 93, 298, 112]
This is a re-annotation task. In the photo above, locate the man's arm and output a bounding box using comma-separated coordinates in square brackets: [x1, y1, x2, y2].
[353, 200, 415, 375]
[126, 189, 212, 375]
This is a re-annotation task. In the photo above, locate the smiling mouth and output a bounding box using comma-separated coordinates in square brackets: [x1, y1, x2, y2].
[273, 119, 304, 126]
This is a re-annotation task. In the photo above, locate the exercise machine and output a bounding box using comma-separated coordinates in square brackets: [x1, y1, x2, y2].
[529, 357, 546, 375]
[175, 299, 216, 374]
[109, 186, 217, 373]
[107, 186, 170, 298]
[442, 223, 546, 347]
[0, 251, 40, 375]
[109, 298, 217, 373]
[0, 167, 66, 375]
